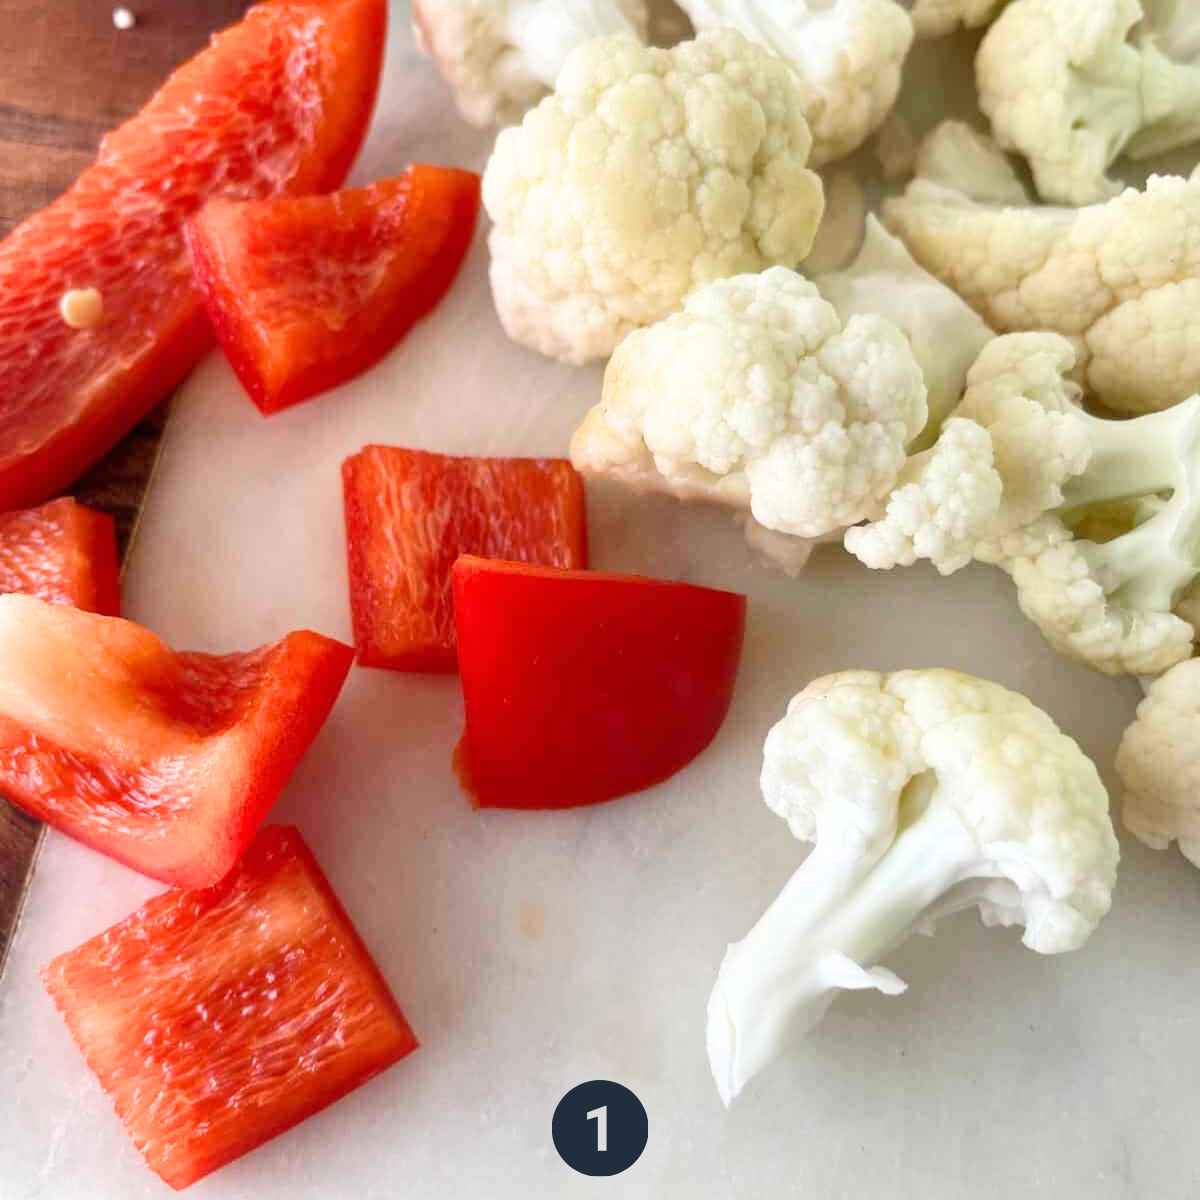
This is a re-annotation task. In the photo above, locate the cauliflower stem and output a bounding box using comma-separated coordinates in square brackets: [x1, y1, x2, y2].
[1061, 399, 1200, 613]
[710, 788, 1005, 1106]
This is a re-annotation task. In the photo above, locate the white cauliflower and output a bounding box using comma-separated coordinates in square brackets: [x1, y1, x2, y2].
[843, 417, 1002, 574]
[569, 268, 928, 570]
[676, 0, 915, 166]
[482, 32, 826, 364]
[412, 0, 647, 127]
[883, 169, 1200, 415]
[1116, 658, 1200, 867]
[964, 335, 1200, 676]
[977, 0, 1200, 205]
[912, 119, 1031, 205]
[817, 215, 994, 447]
[708, 668, 1118, 1105]
[907, 0, 1007, 39]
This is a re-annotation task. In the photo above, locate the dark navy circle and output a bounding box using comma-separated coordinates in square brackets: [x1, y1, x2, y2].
[551, 1080, 648, 1177]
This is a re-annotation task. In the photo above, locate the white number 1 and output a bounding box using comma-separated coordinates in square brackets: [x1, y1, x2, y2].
[586, 1105, 608, 1152]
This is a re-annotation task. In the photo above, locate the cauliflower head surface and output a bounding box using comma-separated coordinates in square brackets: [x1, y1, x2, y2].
[678, 0, 915, 166]
[817, 214, 994, 446]
[482, 31, 826, 364]
[1117, 657, 1200, 867]
[569, 267, 928, 563]
[883, 169, 1200, 415]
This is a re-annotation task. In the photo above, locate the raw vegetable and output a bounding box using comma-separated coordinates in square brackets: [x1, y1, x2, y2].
[1116, 658, 1200, 867]
[453, 556, 746, 808]
[850, 331, 1200, 676]
[0, 0, 385, 512]
[908, 0, 1007, 39]
[842, 414, 1002, 574]
[676, 0, 915, 166]
[884, 165, 1200, 415]
[816, 215, 994, 449]
[342, 446, 587, 671]
[43, 825, 417, 1191]
[412, 0, 648, 127]
[0, 498, 119, 615]
[569, 267, 927, 574]
[482, 31, 825, 364]
[187, 167, 481, 415]
[977, 0, 1200, 205]
[911, 119, 1031, 205]
[0, 595, 353, 887]
[707, 668, 1117, 1105]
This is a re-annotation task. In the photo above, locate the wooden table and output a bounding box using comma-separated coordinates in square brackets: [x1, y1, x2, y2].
[0, 0, 251, 973]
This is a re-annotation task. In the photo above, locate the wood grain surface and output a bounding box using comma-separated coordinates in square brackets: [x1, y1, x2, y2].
[0, 0, 252, 976]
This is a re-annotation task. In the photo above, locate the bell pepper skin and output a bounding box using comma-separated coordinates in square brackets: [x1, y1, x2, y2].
[0, 594, 353, 887]
[343, 447, 586, 672]
[452, 556, 746, 809]
[43, 825, 417, 1191]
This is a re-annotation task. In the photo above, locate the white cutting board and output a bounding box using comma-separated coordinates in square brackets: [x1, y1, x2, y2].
[3, 7, 1200, 1199]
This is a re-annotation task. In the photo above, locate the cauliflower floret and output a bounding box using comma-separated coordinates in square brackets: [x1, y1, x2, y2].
[843, 417, 1002, 574]
[884, 170, 1200, 415]
[709, 668, 1118, 1105]
[908, 0, 1007, 39]
[954, 333, 1091, 544]
[845, 331, 1200, 676]
[412, 0, 648, 127]
[816, 215, 994, 446]
[966, 335, 1200, 675]
[677, 0, 915, 166]
[912, 120, 1031, 205]
[1008, 538, 1197, 675]
[977, 0, 1200, 205]
[483, 32, 826, 364]
[1116, 657, 1200, 867]
[570, 268, 927, 568]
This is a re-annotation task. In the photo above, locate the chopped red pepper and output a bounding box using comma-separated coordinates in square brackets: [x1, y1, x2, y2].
[43, 825, 417, 1191]
[0, 595, 353, 887]
[0, 0, 386, 510]
[453, 557, 746, 809]
[342, 447, 587, 672]
[0, 497, 119, 615]
[187, 166, 481, 414]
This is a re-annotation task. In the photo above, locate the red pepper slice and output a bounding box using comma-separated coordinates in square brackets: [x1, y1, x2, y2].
[343, 447, 587, 672]
[43, 825, 417, 1191]
[0, 0, 386, 510]
[188, 166, 481, 414]
[453, 557, 746, 809]
[0, 595, 352, 887]
[0, 497, 119, 615]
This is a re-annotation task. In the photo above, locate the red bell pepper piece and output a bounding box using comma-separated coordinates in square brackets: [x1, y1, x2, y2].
[0, 0, 386, 510]
[43, 825, 418, 1191]
[343, 447, 587, 672]
[0, 497, 120, 615]
[0, 595, 353, 887]
[453, 557, 747, 809]
[187, 166, 481, 414]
